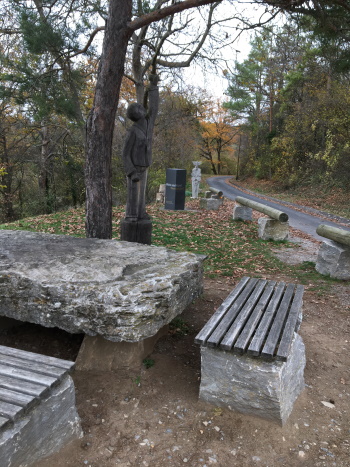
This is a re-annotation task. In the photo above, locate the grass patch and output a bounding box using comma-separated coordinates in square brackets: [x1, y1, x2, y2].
[143, 358, 155, 369]
[169, 317, 190, 336]
[1, 199, 345, 288]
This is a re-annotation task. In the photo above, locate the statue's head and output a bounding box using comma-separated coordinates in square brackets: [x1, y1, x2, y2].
[126, 103, 146, 122]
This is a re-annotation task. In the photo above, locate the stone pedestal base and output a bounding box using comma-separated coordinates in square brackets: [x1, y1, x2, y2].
[75, 325, 169, 371]
[233, 205, 253, 221]
[199, 333, 305, 425]
[258, 217, 289, 241]
[120, 218, 152, 245]
[316, 239, 350, 279]
[0, 375, 82, 467]
[200, 198, 224, 211]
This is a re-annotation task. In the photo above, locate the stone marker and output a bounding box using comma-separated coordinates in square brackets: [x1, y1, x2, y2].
[164, 168, 187, 210]
[0, 230, 204, 343]
[156, 184, 166, 203]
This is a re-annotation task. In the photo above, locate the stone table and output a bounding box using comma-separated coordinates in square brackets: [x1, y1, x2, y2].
[0, 230, 205, 369]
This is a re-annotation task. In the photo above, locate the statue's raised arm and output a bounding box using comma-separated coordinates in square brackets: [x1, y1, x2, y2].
[147, 74, 159, 139]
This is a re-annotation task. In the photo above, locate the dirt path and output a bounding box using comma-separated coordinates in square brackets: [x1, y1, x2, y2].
[1, 234, 349, 467]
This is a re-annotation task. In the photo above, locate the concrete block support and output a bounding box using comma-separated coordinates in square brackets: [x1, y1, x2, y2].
[0, 375, 82, 467]
[76, 325, 169, 371]
[316, 239, 350, 280]
[200, 198, 224, 211]
[199, 333, 305, 425]
[258, 217, 289, 241]
[233, 205, 253, 221]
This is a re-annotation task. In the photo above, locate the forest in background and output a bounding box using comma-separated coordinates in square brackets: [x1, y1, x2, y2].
[0, 0, 349, 224]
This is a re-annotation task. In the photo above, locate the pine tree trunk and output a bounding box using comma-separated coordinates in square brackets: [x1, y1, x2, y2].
[85, 0, 133, 238]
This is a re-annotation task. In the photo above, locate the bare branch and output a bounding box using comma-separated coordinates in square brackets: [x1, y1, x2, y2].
[128, 0, 224, 32]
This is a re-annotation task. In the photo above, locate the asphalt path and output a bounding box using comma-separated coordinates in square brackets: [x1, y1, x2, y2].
[207, 176, 350, 241]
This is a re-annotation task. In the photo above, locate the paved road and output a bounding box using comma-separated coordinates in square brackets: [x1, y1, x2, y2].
[207, 176, 350, 241]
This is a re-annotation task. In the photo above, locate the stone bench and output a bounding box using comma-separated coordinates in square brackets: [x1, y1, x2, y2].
[0, 345, 81, 466]
[233, 196, 289, 241]
[195, 276, 305, 425]
[315, 224, 350, 280]
[200, 187, 224, 210]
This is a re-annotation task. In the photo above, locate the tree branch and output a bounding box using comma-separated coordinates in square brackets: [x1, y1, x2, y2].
[128, 0, 223, 32]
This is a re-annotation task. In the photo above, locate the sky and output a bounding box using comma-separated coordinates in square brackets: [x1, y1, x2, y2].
[182, 1, 283, 100]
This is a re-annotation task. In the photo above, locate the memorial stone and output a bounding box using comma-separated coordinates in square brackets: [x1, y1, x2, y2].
[164, 168, 186, 210]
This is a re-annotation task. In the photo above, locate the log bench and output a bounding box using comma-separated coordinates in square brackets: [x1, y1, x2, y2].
[200, 187, 224, 210]
[0, 345, 82, 466]
[195, 276, 306, 425]
[315, 224, 350, 280]
[233, 196, 289, 241]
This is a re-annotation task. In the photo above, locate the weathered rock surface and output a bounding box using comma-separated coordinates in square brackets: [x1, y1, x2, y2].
[199, 333, 305, 425]
[199, 198, 224, 211]
[258, 218, 289, 241]
[0, 375, 82, 467]
[0, 230, 204, 342]
[316, 238, 350, 280]
[232, 205, 253, 221]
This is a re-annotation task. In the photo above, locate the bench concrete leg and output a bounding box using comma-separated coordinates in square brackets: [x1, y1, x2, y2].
[199, 333, 305, 425]
[233, 205, 253, 221]
[258, 218, 289, 241]
[316, 239, 350, 280]
[199, 198, 224, 210]
[0, 375, 82, 467]
[75, 325, 169, 371]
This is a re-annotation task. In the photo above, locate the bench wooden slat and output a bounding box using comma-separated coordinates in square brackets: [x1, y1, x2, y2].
[0, 345, 74, 371]
[220, 280, 268, 351]
[0, 354, 68, 379]
[206, 278, 259, 348]
[194, 276, 251, 345]
[0, 375, 49, 398]
[261, 284, 295, 359]
[247, 282, 286, 357]
[0, 363, 56, 387]
[0, 399, 24, 420]
[276, 285, 304, 361]
[0, 387, 38, 408]
[233, 281, 277, 354]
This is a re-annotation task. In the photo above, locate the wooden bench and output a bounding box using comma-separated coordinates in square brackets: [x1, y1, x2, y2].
[0, 345, 82, 466]
[195, 276, 306, 425]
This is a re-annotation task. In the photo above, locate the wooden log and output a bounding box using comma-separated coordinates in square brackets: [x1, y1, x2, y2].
[209, 187, 223, 197]
[316, 224, 350, 247]
[235, 196, 288, 222]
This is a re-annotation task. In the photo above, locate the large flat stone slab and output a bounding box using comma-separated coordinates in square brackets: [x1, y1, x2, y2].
[0, 230, 204, 342]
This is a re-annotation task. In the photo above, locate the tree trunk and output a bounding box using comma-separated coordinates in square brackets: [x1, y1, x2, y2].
[85, 0, 133, 238]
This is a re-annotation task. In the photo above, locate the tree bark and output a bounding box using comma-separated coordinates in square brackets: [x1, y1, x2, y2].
[85, 0, 133, 238]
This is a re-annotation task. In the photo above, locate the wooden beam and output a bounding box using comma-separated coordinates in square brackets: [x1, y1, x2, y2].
[235, 196, 288, 222]
[316, 224, 350, 247]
